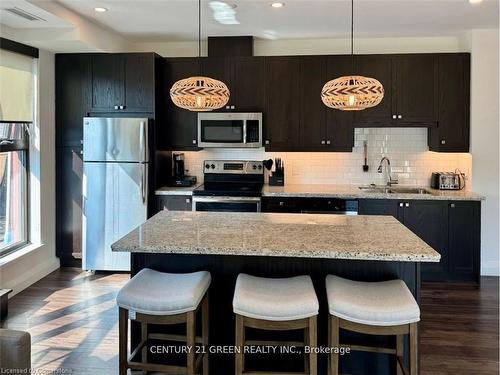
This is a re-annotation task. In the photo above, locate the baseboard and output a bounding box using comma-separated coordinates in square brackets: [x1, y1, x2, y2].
[7, 257, 60, 298]
[481, 260, 500, 276]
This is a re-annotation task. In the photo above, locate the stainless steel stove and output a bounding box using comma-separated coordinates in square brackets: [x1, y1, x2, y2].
[192, 160, 264, 212]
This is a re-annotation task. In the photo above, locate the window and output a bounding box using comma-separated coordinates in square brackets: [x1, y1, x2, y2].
[0, 48, 35, 256]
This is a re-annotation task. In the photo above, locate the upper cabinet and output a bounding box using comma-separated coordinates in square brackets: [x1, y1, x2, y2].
[164, 57, 200, 150]
[91, 53, 155, 113]
[428, 53, 470, 152]
[393, 54, 438, 125]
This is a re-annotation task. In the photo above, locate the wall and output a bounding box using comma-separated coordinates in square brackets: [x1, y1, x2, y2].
[0, 49, 59, 296]
[468, 29, 499, 276]
[177, 128, 472, 186]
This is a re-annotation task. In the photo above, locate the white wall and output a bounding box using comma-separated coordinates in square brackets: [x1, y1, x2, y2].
[0, 49, 59, 296]
[468, 29, 500, 276]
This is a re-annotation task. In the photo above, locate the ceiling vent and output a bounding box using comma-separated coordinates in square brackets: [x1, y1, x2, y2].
[3, 7, 46, 21]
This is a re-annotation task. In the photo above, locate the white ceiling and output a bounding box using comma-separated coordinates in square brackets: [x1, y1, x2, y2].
[0, 0, 71, 28]
[56, 0, 499, 41]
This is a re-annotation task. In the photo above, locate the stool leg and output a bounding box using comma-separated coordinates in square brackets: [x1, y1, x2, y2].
[396, 334, 404, 375]
[410, 323, 418, 375]
[187, 311, 196, 375]
[202, 295, 210, 375]
[304, 324, 309, 372]
[308, 316, 317, 375]
[118, 308, 128, 375]
[235, 314, 244, 375]
[141, 322, 148, 374]
[329, 315, 339, 375]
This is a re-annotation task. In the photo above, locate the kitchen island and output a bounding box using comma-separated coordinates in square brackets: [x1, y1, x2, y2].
[113, 210, 440, 374]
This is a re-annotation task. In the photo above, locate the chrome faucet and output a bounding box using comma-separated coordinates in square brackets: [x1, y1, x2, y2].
[377, 157, 398, 186]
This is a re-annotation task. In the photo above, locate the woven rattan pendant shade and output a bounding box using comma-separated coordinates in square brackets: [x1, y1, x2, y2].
[321, 0, 384, 111]
[321, 75, 384, 111]
[169, 0, 230, 112]
[170, 76, 230, 112]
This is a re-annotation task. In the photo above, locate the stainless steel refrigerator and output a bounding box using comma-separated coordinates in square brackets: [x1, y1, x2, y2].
[82, 117, 149, 271]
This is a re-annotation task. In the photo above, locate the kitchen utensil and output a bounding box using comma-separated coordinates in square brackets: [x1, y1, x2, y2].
[363, 141, 369, 172]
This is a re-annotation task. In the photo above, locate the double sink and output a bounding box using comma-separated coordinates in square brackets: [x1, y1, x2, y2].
[358, 186, 431, 195]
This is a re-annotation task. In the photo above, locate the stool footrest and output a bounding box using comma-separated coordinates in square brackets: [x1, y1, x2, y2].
[245, 339, 305, 347]
[128, 360, 188, 374]
[243, 372, 308, 375]
[343, 344, 397, 355]
[149, 332, 204, 344]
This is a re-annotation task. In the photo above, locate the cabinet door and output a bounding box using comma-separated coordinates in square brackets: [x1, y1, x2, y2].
[230, 57, 266, 111]
[401, 200, 448, 276]
[448, 201, 480, 282]
[124, 53, 154, 113]
[56, 54, 92, 146]
[325, 55, 355, 151]
[91, 54, 125, 111]
[165, 58, 200, 150]
[354, 55, 394, 125]
[428, 54, 470, 152]
[261, 197, 302, 213]
[358, 199, 399, 218]
[394, 55, 438, 125]
[299, 56, 326, 150]
[56, 146, 84, 266]
[202, 57, 232, 112]
[157, 196, 192, 211]
[265, 57, 301, 150]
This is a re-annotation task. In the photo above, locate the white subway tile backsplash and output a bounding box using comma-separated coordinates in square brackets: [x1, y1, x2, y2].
[175, 128, 472, 188]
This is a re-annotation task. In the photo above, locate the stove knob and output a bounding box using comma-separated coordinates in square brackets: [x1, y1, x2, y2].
[205, 164, 210, 169]
[211, 164, 215, 169]
[257, 165, 262, 170]
[252, 164, 257, 170]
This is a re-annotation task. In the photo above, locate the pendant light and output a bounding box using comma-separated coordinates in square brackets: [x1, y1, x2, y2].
[321, 0, 384, 111]
[170, 0, 230, 111]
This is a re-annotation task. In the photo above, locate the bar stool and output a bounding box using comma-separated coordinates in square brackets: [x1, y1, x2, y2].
[233, 273, 319, 375]
[116, 268, 211, 375]
[325, 275, 420, 375]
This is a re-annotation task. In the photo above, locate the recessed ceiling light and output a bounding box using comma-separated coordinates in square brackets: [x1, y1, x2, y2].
[94, 7, 108, 12]
[271, 2, 284, 8]
[469, 0, 482, 3]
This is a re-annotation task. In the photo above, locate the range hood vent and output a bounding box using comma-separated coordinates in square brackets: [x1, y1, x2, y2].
[4, 7, 46, 21]
[208, 36, 253, 57]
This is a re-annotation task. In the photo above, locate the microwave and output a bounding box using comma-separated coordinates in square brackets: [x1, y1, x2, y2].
[197, 112, 262, 148]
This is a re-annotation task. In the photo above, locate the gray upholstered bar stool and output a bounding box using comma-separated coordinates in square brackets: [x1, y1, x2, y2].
[116, 268, 211, 375]
[326, 275, 420, 375]
[233, 273, 319, 375]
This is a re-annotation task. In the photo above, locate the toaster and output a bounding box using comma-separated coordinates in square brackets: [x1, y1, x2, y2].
[431, 172, 463, 190]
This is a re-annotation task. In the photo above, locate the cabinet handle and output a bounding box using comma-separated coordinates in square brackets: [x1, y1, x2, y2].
[392, 115, 397, 119]
[399, 203, 404, 207]
[279, 201, 284, 206]
[186, 198, 191, 204]
[321, 140, 326, 145]
[398, 114, 403, 119]
[441, 139, 446, 145]
[192, 139, 197, 144]
[230, 105, 235, 110]
[450, 203, 455, 208]
[226, 105, 230, 109]
[80, 150, 83, 155]
[114, 105, 119, 110]
[405, 202, 410, 207]
[326, 140, 331, 145]
[119, 105, 125, 110]
[265, 140, 270, 145]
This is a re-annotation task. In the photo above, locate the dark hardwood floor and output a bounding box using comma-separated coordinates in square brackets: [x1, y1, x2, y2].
[2, 268, 498, 374]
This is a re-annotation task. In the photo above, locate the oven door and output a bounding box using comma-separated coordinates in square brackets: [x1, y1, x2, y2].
[192, 196, 261, 212]
[197, 113, 262, 148]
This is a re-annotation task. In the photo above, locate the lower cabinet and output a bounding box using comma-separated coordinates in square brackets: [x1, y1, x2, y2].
[157, 195, 192, 212]
[359, 198, 480, 283]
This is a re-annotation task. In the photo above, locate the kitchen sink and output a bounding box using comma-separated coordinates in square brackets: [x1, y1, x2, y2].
[358, 186, 431, 195]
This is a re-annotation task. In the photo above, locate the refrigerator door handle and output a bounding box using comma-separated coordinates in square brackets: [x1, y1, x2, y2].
[140, 164, 147, 204]
[140, 121, 146, 162]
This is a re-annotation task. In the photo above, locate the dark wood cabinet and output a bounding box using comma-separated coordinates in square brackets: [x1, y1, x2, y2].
[353, 55, 394, 125]
[325, 55, 355, 151]
[230, 57, 266, 111]
[428, 54, 470, 152]
[91, 53, 155, 113]
[157, 195, 192, 211]
[164, 58, 200, 150]
[264, 57, 301, 150]
[56, 54, 92, 146]
[358, 199, 399, 217]
[358, 198, 479, 283]
[393, 54, 438, 125]
[56, 146, 84, 267]
[447, 201, 480, 282]
[400, 200, 449, 276]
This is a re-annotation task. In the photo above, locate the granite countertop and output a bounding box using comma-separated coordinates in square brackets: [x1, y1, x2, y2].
[262, 184, 485, 201]
[112, 210, 440, 262]
[155, 185, 200, 196]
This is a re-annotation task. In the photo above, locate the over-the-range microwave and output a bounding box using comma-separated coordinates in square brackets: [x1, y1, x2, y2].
[197, 112, 262, 148]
